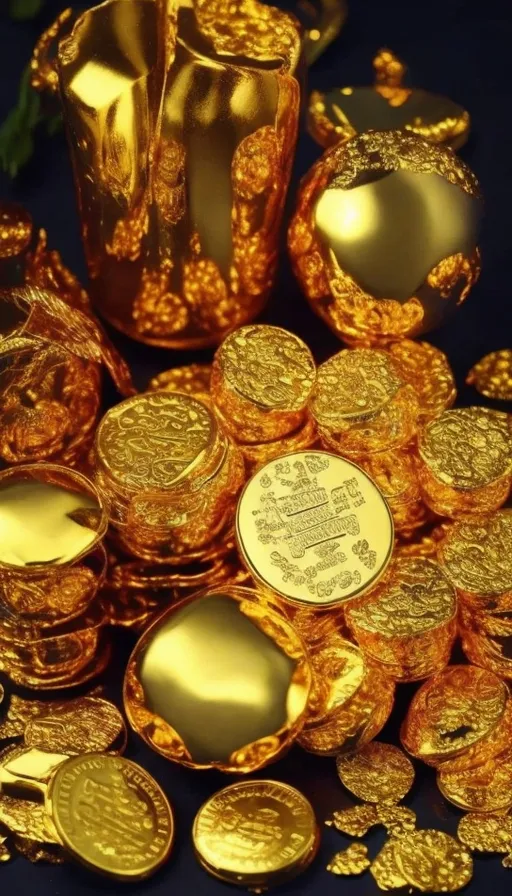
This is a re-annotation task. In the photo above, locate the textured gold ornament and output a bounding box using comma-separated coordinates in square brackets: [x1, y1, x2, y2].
[308, 49, 470, 150]
[193, 780, 319, 888]
[394, 829, 473, 892]
[438, 747, 512, 812]
[124, 586, 312, 772]
[0, 688, 100, 741]
[377, 804, 417, 838]
[467, 349, 512, 401]
[236, 449, 394, 610]
[417, 408, 512, 517]
[24, 229, 91, 317]
[327, 804, 379, 837]
[305, 636, 366, 728]
[336, 742, 415, 804]
[288, 130, 481, 345]
[327, 842, 370, 876]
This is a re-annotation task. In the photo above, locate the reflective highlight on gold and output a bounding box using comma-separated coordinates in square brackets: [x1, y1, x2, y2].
[438, 747, 512, 812]
[193, 780, 319, 888]
[308, 49, 470, 150]
[394, 829, 473, 892]
[53, 0, 301, 348]
[327, 843, 370, 876]
[124, 586, 312, 771]
[147, 363, 211, 399]
[356, 449, 429, 534]
[0, 202, 32, 258]
[438, 511, 512, 610]
[458, 813, 512, 864]
[288, 130, 481, 345]
[336, 742, 415, 804]
[25, 229, 91, 316]
[24, 697, 126, 756]
[386, 339, 456, 423]
[466, 348, 512, 401]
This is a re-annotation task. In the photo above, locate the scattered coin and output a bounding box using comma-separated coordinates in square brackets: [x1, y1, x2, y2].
[395, 829, 473, 892]
[466, 349, 512, 401]
[24, 697, 126, 756]
[370, 839, 408, 891]
[377, 804, 417, 838]
[457, 812, 512, 856]
[438, 748, 512, 812]
[336, 742, 415, 804]
[327, 804, 379, 837]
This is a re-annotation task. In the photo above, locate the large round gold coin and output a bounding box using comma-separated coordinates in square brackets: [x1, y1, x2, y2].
[437, 748, 512, 812]
[192, 780, 319, 888]
[46, 753, 174, 879]
[394, 829, 473, 892]
[336, 741, 415, 804]
[236, 450, 394, 608]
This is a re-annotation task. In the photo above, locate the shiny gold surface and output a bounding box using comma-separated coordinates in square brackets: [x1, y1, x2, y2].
[46, 753, 174, 879]
[327, 843, 370, 877]
[336, 742, 415, 804]
[0, 202, 33, 258]
[301, 0, 347, 65]
[236, 450, 394, 608]
[467, 349, 512, 401]
[356, 449, 429, 534]
[305, 636, 365, 728]
[438, 747, 512, 812]
[54, 0, 301, 348]
[25, 229, 91, 317]
[288, 130, 482, 345]
[24, 697, 126, 756]
[458, 812, 512, 861]
[147, 363, 212, 399]
[308, 49, 470, 150]
[395, 829, 473, 892]
[124, 586, 312, 771]
[193, 780, 318, 887]
[438, 511, 512, 603]
[387, 339, 456, 423]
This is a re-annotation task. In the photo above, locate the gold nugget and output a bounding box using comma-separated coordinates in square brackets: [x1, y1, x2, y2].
[327, 842, 370, 876]
[370, 839, 408, 890]
[466, 349, 512, 401]
[458, 812, 512, 862]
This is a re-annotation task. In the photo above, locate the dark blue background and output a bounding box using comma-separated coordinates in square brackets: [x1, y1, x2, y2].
[1, 0, 512, 892]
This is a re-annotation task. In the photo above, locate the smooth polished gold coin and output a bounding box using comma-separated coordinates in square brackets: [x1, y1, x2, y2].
[395, 829, 473, 892]
[236, 450, 394, 608]
[46, 753, 174, 879]
[193, 780, 319, 888]
[401, 665, 508, 766]
[437, 747, 512, 812]
[466, 349, 512, 401]
[336, 742, 414, 804]
[439, 510, 512, 603]
[24, 697, 126, 755]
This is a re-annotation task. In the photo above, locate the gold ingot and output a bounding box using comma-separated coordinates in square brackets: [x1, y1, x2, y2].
[0, 287, 133, 467]
[386, 339, 457, 424]
[94, 392, 245, 562]
[467, 349, 512, 401]
[0, 464, 107, 627]
[336, 741, 415, 804]
[356, 448, 429, 533]
[147, 364, 212, 400]
[308, 49, 470, 150]
[311, 349, 420, 456]
[417, 408, 512, 517]
[236, 449, 394, 611]
[123, 586, 312, 772]
[400, 664, 512, 770]
[439, 510, 512, 613]
[394, 829, 473, 892]
[211, 325, 316, 443]
[193, 780, 319, 888]
[46, 0, 302, 348]
[346, 558, 457, 682]
[288, 130, 481, 345]
[437, 746, 512, 813]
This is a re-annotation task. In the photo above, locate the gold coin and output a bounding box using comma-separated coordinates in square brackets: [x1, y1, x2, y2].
[192, 780, 319, 888]
[394, 829, 473, 892]
[466, 349, 512, 401]
[306, 636, 366, 727]
[236, 450, 394, 608]
[387, 339, 456, 422]
[377, 804, 417, 838]
[370, 839, 408, 890]
[147, 363, 212, 398]
[327, 842, 370, 876]
[24, 697, 126, 755]
[439, 510, 512, 599]
[457, 812, 512, 854]
[401, 664, 508, 764]
[327, 804, 379, 837]
[438, 748, 512, 812]
[46, 753, 174, 879]
[418, 407, 512, 490]
[336, 741, 415, 804]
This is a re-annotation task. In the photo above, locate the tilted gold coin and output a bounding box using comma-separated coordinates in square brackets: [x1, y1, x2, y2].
[466, 349, 512, 401]
[438, 747, 512, 812]
[401, 665, 509, 765]
[147, 363, 212, 398]
[370, 839, 408, 891]
[306, 636, 366, 727]
[327, 842, 370, 876]
[236, 450, 394, 608]
[457, 812, 512, 855]
[387, 339, 456, 423]
[336, 742, 415, 804]
[439, 510, 512, 602]
[395, 829, 473, 892]
[24, 697, 126, 755]
[46, 753, 174, 879]
[193, 780, 319, 888]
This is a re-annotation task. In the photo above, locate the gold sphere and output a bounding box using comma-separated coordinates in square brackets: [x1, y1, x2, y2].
[288, 130, 482, 345]
[123, 586, 312, 772]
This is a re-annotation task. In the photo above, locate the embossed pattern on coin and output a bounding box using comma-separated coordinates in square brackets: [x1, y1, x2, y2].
[327, 843, 370, 875]
[370, 839, 408, 890]
[193, 780, 318, 887]
[439, 510, 512, 597]
[307, 637, 365, 726]
[313, 349, 403, 421]
[47, 753, 174, 879]
[395, 829, 473, 892]
[387, 339, 456, 422]
[466, 349, 512, 401]
[458, 813, 512, 855]
[236, 450, 394, 606]
[24, 697, 126, 755]
[336, 742, 415, 804]
[438, 748, 512, 811]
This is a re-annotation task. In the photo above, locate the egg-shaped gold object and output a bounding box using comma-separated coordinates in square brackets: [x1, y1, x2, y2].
[288, 130, 482, 345]
[124, 586, 312, 772]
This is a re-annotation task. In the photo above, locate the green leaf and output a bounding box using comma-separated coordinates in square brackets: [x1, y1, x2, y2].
[46, 113, 63, 136]
[0, 65, 43, 178]
[9, 0, 44, 20]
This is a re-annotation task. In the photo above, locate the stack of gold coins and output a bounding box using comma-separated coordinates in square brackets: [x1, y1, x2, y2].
[439, 510, 512, 677]
[401, 665, 512, 772]
[210, 324, 317, 470]
[0, 464, 110, 688]
[346, 557, 457, 681]
[416, 408, 512, 517]
[93, 392, 245, 566]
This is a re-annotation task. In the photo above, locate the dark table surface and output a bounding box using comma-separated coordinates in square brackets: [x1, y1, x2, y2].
[1, 0, 512, 893]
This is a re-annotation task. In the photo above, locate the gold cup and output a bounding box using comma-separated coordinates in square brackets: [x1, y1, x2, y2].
[38, 0, 302, 348]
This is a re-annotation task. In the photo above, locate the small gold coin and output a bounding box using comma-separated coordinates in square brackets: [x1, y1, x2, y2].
[439, 510, 512, 598]
[438, 748, 512, 812]
[327, 842, 370, 875]
[193, 780, 319, 888]
[394, 829, 473, 892]
[466, 349, 512, 401]
[24, 697, 126, 755]
[46, 753, 174, 879]
[147, 363, 212, 398]
[370, 839, 408, 891]
[458, 812, 512, 854]
[327, 804, 379, 837]
[336, 742, 415, 804]
[236, 449, 394, 608]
